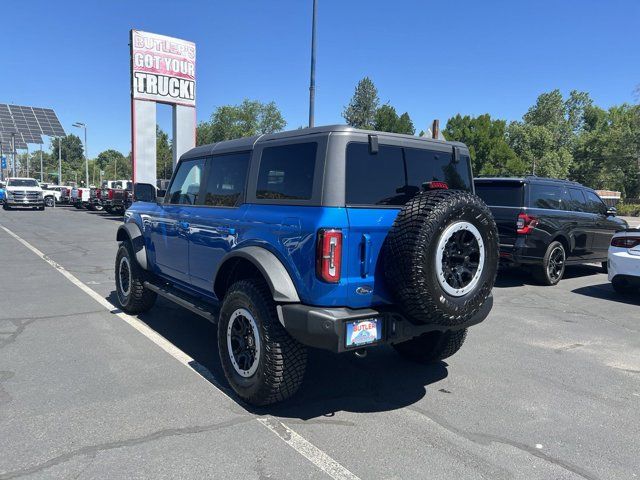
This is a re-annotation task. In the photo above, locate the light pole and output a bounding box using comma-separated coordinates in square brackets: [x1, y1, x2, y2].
[308, 0, 317, 128]
[73, 122, 89, 187]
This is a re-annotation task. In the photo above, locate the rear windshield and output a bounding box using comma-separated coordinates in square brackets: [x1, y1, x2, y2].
[474, 182, 524, 207]
[346, 142, 472, 206]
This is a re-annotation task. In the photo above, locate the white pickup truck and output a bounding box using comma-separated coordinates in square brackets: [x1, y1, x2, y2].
[3, 177, 45, 210]
[40, 184, 70, 207]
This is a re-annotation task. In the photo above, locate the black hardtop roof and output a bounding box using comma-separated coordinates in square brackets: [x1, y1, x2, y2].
[182, 124, 467, 161]
[474, 175, 584, 187]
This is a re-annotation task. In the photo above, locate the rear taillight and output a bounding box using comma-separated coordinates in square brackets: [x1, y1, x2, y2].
[424, 181, 449, 190]
[316, 229, 342, 283]
[517, 213, 538, 235]
[611, 236, 640, 248]
[108, 189, 114, 199]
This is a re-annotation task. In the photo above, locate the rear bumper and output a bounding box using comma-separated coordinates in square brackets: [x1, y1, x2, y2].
[277, 295, 493, 353]
[608, 250, 640, 283]
[498, 240, 544, 266]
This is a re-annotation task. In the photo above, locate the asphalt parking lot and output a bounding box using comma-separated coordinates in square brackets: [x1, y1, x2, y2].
[1, 207, 639, 480]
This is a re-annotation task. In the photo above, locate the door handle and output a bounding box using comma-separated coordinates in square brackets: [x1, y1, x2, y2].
[360, 234, 371, 277]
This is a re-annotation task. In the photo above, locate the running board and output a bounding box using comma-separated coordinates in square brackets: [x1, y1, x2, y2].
[143, 281, 218, 323]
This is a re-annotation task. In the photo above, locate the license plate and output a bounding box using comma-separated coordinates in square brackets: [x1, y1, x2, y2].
[345, 318, 382, 348]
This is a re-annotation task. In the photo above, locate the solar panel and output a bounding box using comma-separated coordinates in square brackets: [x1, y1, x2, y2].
[0, 131, 28, 150]
[0, 103, 65, 140]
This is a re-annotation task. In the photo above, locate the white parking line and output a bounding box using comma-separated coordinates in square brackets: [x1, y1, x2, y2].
[0, 223, 361, 480]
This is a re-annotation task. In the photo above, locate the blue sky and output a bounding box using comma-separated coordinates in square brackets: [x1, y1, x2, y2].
[3, 0, 639, 156]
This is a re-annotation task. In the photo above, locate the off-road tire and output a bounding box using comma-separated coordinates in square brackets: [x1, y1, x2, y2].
[218, 279, 307, 406]
[384, 190, 498, 327]
[114, 242, 157, 313]
[532, 241, 566, 286]
[393, 329, 468, 363]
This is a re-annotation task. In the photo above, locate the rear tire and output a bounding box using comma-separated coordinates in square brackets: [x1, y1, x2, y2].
[533, 241, 566, 286]
[393, 329, 467, 364]
[218, 279, 307, 406]
[115, 242, 157, 313]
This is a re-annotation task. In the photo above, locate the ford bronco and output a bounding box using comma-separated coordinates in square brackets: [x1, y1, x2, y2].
[115, 126, 499, 405]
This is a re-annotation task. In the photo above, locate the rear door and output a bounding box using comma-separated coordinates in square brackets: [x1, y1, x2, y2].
[584, 189, 616, 259]
[188, 152, 251, 292]
[344, 141, 473, 308]
[565, 187, 592, 258]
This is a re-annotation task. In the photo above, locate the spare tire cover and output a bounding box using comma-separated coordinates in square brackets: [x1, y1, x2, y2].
[384, 189, 498, 327]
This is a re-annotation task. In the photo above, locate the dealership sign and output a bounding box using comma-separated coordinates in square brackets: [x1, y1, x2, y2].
[130, 30, 196, 106]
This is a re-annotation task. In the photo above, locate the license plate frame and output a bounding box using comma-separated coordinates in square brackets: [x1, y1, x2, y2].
[345, 318, 383, 349]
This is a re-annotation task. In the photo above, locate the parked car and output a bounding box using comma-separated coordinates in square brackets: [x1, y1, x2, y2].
[0, 181, 5, 204]
[71, 187, 90, 209]
[88, 186, 104, 211]
[115, 125, 499, 405]
[40, 184, 64, 207]
[59, 186, 73, 204]
[474, 176, 628, 285]
[608, 228, 640, 294]
[2, 177, 44, 210]
[102, 180, 132, 214]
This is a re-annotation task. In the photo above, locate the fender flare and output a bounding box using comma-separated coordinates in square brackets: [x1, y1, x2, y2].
[214, 247, 300, 303]
[116, 223, 149, 270]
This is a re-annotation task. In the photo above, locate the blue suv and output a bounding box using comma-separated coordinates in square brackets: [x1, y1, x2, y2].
[116, 125, 498, 405]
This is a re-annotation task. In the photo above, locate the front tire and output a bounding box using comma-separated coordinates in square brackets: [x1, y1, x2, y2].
[533, 241, 566, 286]
[115, 242, 157, 313]
[393, 329, 467, 364]
[44, 196, 55, 207]
[218, 279, 307, 406]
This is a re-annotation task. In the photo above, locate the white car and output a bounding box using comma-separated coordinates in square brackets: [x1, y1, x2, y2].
[2, 177, 45, 211]
[608, 228, 640, 294]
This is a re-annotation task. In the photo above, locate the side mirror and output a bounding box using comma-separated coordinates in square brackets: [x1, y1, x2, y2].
[133, 183, 156, 203]
[606, 206, 617, 216]
[157, 189, 166, 198]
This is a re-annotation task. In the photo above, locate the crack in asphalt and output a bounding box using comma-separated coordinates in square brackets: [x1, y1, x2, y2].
[0, 310, 105, 349]
[407, 405, 601, 480]
[0, 416, 253, 479]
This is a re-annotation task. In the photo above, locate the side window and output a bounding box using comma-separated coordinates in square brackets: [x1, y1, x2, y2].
[203, 152, 250, 207]
[256, 143, 317, 200]
[528, 184, 564, 210]
[166, 159, 204, 205]
[584, 190, 607, 215]
[567, 188, 587, 212]
[346, 143, 405, 205]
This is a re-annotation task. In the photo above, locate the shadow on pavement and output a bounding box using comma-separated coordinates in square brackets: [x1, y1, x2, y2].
[572, 282, 640, 307]
[107, 291, 450, 420]
[494, 264, 603, 288]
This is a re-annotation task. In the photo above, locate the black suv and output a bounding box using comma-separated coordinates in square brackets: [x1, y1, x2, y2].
[474, 176, 627, 285]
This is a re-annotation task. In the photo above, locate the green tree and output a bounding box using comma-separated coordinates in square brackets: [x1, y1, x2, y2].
[96, 149, 127, 181]
[444, 114, 525, 176]
[373, 104, 399, 132]
[395, 112, 415, 135]
[156, 126, 173, 180]
[197, 99, 286, 145]
[343, 77, 379, 129]
[50, 134, 86, 184]
[571, 104, 640, 196]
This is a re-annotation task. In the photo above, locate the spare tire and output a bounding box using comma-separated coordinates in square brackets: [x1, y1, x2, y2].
[384, 189, 498, 327]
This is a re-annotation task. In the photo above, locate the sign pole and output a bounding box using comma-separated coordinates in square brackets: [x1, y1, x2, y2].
[308, 0, 317, 128]
[11, 133, 16, 177]
[58, 137, 62, 185]
[40, 143, 43, 182]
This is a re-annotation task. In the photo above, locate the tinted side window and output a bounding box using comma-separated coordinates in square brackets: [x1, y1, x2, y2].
[166, 159, 204, 205]
[346, 144, 405, 205]
[346, 143, 472, 206]
[584, 190, 607, 215]
[528, 184, 564, 210]
[256, 143, 317, 200]
[567, 188, 587, 212]
[203, 152, 250, 207]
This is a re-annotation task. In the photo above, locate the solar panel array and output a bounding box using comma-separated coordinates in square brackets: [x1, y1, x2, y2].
[0, 131, 27, 150]
[0, 104, 65, 150]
